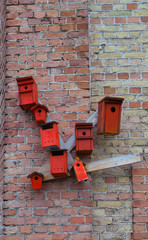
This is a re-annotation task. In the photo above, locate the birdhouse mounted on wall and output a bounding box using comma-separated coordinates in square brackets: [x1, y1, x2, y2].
[97, 97, 124, 135]
[73, 158, 88, 182]
[50, 149, 68, 178]
[40, 121, 60, 150]
[31, 104, 49, 125]
[27, 172, 44, 190]
[75, 123, 93, 154]
[16, 76, 38, 110]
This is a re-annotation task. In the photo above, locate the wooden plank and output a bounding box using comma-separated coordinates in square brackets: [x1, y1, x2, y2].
[40, 153, 141, 182]
[65, 110, 98, 152]
[85, 153, 141, 173]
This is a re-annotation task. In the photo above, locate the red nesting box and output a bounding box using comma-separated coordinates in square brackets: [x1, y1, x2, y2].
[27, 172, 44, 190]
[40, 121, 60, 150]
[50, 149, 68, 178]
[31, 104, 49, 125]
[73, 158, 88, 182]
[97, 97, 124, 135]
[75, 123, 93, 154]
[16, 76, 38, 110]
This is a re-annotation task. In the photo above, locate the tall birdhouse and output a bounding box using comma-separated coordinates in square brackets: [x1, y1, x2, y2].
[40, 121, 60, 150]
[27, 172, 44, 190]
[50, 149, 68, 178]
[97, 97, 124, 135]
[31, 104, 49, 125]
[73, 158, 88, 182]
[16, 76, 38, 110]
[75, 123, 93, 154]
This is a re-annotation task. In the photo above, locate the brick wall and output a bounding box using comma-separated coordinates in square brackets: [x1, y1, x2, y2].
[1, 0, 148, 239]
[4, 0, 92, 239]
[0, 0, 6, 238]
[89, 0, 148, 239]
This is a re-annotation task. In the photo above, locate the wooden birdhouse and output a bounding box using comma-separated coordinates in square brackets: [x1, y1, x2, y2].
[97, 97, 124, 135]
[27, 172, 44, 190]
[16, 76, 38, 110]
[73, 158, 88, 182]
[50, 149, 68, 178]
[75, 123, 93, 154]
[31, 104, 49, 125]
[40, 121, 60, 150]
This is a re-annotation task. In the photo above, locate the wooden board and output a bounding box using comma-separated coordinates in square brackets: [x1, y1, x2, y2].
[85, 153, 141, 172]
[40, 153, 141, 182]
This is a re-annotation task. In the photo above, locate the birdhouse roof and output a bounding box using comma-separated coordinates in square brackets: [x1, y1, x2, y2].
[16, 76, 35, 86]
[98, 96, 124, 104]
[27, 172, 44, 179]
[31, 103, 49, 113]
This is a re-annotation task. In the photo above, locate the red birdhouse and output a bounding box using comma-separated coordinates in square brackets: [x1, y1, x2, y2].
[97, 97, 124, 135]
[50, 149, 68, 178]
[31, 104, 49, 125]
[40, 121, 60, 150]
[73, 158, 88, 182]
[75, 123, 93, 154]
[16, 76, 38, 110]
[27, 172, 44, 190]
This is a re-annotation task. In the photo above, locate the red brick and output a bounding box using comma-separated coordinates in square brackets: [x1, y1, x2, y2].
[118, 73, 129, 79]
[129, 87, 141, 93]
[128, 17, 140, 23]
[132, 176, 144, 183]
[129, 102, 141, 108]
[143, 102, 148, 108]
[115, 17, 126, 24]
[127, 3, 137, 10]
[20, 226, 32, 233]
[141, 17, 148, 22]
[133, 193, 145, 199]
[133, 224, 145, 232]
[47, 11, 59, 17]
[3, 236, 24, 240]
[105, 177, 116, 183]
[62, 24, 75, 31]
[54, 76, 68, 82]
[71, 217, 84, 223]
[63, 225, 77, 232]
[53, 233, 68, 240]
[61, 10, 75, 17]
[119, 192, 131, 200]
[49, 225, 62, 233]
[102, 4, 113, 10]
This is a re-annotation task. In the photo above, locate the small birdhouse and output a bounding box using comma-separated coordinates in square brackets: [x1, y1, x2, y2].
[16, 76, 38, 110]
[27, 172, 44, 190]
[31, 104, 49, 125]
[50, 149, 68, 178]
[75, 123, 93, 154]
[73, 158, 88, 182]
[40, 121, 60, 150]
[97, 97, 124, 135]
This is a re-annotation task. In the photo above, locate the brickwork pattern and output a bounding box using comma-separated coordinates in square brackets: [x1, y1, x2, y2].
[0, 0, 6, 238]
[6, 0, 90, 142]
[4, 0, 92, 239]
[1, 0, 148, 239]
[89, 0, 148, 239]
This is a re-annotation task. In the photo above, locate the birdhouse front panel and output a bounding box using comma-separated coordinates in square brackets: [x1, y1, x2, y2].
[75, 123, 93, 154]
[16, 76, 38, 110]
[105, 103, 122, 134]
[97, 97, 124, 135]
[40, 122, 60, 150]
[31, 104, 49, 125]
[50, 150, 68, 178]
[73, 159, 88, 182]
